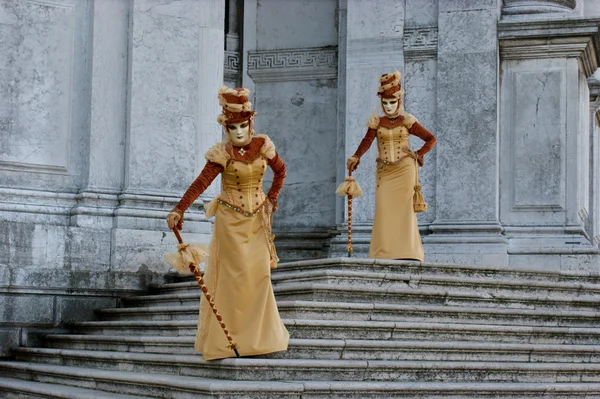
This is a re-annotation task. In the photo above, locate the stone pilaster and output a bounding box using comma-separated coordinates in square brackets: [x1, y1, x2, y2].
[424, 1, 507, 266]
[498, 17, 600, 271]
[587, 77, 600, 245]
[70, 0, 129, 230]
[112, 0, 224, 274]
[404, 0, 439, 227]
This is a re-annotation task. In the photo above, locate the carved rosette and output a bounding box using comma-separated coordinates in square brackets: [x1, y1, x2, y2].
[502, 0, 577, 14]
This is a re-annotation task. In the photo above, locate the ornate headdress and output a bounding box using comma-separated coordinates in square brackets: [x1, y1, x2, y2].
[216, 86, 256, 126]
[377, 71, 405, 99]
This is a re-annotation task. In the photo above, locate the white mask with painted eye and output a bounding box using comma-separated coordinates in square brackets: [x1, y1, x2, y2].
[226, 121, 251, 146]
[381, 98, 400, 116]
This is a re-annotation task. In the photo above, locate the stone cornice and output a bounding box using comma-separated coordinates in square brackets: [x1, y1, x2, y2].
[498, 18, 600, 76]
[247, 46, 337, 83]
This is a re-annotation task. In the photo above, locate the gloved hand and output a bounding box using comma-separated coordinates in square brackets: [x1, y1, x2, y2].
[166, 210, 183, 230]
[407, 150, 424, 167]
[347, 156, 359, 171]
[267, 196, 278, 212]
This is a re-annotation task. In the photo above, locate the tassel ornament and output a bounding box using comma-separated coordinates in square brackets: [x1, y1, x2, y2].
[413, 184, 427, 213]
[413, 160, 428, 213]
[335, 176, 363, 198]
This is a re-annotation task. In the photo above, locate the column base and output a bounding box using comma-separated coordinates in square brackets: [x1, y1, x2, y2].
[423, 222, 509, 267]
[327, 221, 600, 273]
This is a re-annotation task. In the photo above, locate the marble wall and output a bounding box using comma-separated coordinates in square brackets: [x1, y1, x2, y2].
[0, 0, 91, 192]
[2, 0, 600, 356]
[0, 0, 222, 356]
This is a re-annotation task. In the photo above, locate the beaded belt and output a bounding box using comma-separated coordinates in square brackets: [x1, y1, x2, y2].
[217, 198, 266, 217]
[376, 155, 412, 165]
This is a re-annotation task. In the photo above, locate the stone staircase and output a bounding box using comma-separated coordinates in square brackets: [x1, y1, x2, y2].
[2, 258, 600, 398]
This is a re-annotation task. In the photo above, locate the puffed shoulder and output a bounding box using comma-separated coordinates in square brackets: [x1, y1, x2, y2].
[204, 142, 230, 168]
[257, 134, 276, 159]
[402, 112, 418, 129]
[366, 112, 380, 129]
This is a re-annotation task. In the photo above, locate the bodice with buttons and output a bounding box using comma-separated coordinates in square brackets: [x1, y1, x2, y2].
[376, 124, 410, 163]
[221, 155, 267, 214]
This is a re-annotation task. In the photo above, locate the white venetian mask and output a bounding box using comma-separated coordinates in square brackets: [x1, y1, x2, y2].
[226, 121, 252, 146]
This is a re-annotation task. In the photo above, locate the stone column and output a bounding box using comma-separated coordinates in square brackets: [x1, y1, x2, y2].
[587, 78, 600, 244]
[404, 0, 439, 228]
[424, 1, 507, 266]
[112, 0, 225, 273]
[502, 0, 577, 14]
[498, 15, 600, 271]
[330, 0, 405, 256]
[224, 0, 241, 87]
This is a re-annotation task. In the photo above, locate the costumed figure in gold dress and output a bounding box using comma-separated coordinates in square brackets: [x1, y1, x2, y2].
[166, 86, 289, 360]
[346, 72, 437, 261]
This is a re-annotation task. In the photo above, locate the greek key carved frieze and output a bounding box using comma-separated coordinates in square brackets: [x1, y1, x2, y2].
[247, 47, 338, 82]
[404, 27, 438, 60]
[224, 51, 240, 82]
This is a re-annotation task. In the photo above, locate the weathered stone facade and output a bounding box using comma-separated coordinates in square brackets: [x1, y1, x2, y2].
[1, 0, 600, 357]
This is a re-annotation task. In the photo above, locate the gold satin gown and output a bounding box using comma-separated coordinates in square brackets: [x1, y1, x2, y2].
[369, 124, 424, 261]
[197, 146, 289, 360]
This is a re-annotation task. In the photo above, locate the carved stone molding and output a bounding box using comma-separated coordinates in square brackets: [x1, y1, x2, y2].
[502, 0, 577, 15]
[588, 76, 600, 99]
[499, 19, 600, 77]
[404, 27, 438, 60]
[247, 47, 338, 83]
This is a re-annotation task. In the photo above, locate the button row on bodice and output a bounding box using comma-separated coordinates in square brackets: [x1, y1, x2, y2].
[377, 125, 410, 163]
[221, 157, 267, 213]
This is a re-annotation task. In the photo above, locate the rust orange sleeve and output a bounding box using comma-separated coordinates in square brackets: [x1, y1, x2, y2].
[173, 161, 224, 214]
[410, 122, 437, 157]
[267, 153, 286, 204]
[353, 128, 377, 159]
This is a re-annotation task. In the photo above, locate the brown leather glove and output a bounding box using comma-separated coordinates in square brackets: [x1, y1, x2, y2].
[267, 197, 278, 213]
[347, 156, 359, 171]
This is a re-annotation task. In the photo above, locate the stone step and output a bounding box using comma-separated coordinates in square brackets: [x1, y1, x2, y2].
[279, 300, 600, 328]
[274, 282, 600, 311]
[3, 362, 600, 399]
[67, 318, 600, 344]
[273, 259, 600, 285]
[162, 268, 600, 299]
[169, 258, 600, 295]
[97, 300, 600, 328]
[11, 347, 600, 382]
[44, 334, 600, 362]
[0, 377, 153, 399]
[121, 282, 600, 312]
